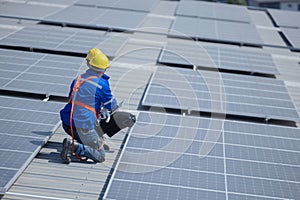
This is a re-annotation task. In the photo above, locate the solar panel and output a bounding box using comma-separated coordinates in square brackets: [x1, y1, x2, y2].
[142, 67, 299, 121]
[0, 95, 63, 193]
[44, 5, 147, 31]
[0, 25, 128, 58]
[0, 49, 82, 96]
[281, 28, 300, 50]
[176, 1, 251, 23]
[255, 28, 286, 47]
[158, 40, 279, 75]
[0, 49, 145, 98]
[0, 1, 61, 20]
[75, 0, 158, 12]
[103, 111, 300, 200]
[169, 16, 263, 46]
[268, 9, 300, 29]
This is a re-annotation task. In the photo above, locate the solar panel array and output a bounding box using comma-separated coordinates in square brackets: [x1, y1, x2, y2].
[169, 16, 263, 46]
[176, 0, 251, 23]
[75, 0, 158, 12]
[1, 0, 300, 199]
[104, 112, 300, 200]
[268, 9, 300, 29]
[43, 5, 147, 31]
[159, 40, 279, 75]
[0, 1, 61, 20]
[0, 49, 83, 96]
[142, 67, 299, 121]
[281, 28, 300, 50]
[0, 25, 127, 58]
[0, 95, 63, 193]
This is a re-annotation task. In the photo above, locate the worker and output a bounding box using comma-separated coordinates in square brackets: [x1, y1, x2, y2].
[59, 48, 117, 164]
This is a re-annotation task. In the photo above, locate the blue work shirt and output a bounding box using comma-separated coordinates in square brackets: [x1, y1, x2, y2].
[60, 69, 117, 130]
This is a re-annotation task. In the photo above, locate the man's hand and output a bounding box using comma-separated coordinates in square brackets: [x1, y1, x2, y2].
[100, 107, 111, 123]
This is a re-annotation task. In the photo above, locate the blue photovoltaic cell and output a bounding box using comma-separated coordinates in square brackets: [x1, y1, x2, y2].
[268, 9, 300, 29]
[0, 25, 127, 57]
[75, 0, 158, 12]
[0, 169, 18, 193]
[44, 5, 147, 31]
[104, 112, 300, 200]
[0, 1, 61, 19]
[0, 95, 63, 193]
[0, 48, 83, 96]
[0, 49, 134, 97]
[281, 28, 300, 50]
[142, 67, 299, 121]
[176, 1, 251, 23]
[169, 16, 263, 45]
[158, 41, 278, 75]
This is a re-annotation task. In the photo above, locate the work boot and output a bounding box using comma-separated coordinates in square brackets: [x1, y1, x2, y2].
[60, 138, 78, 164]
[103, 143, 110, 151]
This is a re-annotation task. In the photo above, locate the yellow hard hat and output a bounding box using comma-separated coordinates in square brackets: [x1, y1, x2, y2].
[86, 48, 110, 70]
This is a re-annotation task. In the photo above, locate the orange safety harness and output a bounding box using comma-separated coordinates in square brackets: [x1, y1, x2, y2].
[69, 75, 104, 154]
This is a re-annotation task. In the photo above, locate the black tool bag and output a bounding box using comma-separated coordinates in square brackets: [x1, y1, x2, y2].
[95, 111, 136, 137]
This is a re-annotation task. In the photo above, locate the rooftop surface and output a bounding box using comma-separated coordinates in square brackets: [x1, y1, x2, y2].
[0, 0, 300, 200]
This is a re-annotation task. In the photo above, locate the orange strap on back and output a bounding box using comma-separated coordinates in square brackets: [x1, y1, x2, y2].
[69, 75, 100, 146]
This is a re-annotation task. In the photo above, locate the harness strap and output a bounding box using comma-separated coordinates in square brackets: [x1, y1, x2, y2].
[69, 75, 104, 152]
[72, 101, 97, 115]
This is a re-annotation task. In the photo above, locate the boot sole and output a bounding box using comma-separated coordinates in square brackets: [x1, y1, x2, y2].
[60, 138, 71, 164]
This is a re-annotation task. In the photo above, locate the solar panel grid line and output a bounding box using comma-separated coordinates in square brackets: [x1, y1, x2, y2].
[154, 71, 290, 100]
[1, 83, 68, 98]
[169, 16, 263, 45]
[43, 5, 148, 31]
[105, 112, 300, 199]
[281, 28, 300, 49]
[156, 68, 283, 86]
[112, 178, 227, 196]
[176, 1, 251, 23]
[51, 31, 79, 50]
[119, 160, 225, 176]
[227, 189, 293, 200]
[0, 105, 59, 115]
[14, 27, 70, 39]
[267, 9, 300, 29]
[0, 118, 56, 127]
[0, 95, 62, 193]
[141, 68, 157, 106]
[220, 108, 230, 199]
[0, 147, 34, 154]
[129, 132, 300, 156]
[125, 146, 300, 169]
[147, 84, 290, 107]
[159, 51, 277, 74]
[227, 176, 300, 199]
[12, 68, 76, 78]
[134, 121, 300, 141]
[75, 0, 158, 13]
[6, 31, 69, 44]
[0, 26, 128, 58]
[142, 98, 298, 121]
[0, 131, 47, 140]
[0, 135, 46, 153]
[144, 91, 296, 113]
[121, 147, 300, 180]
[102, 112, 143, 200]
[0, 95, 63, 112]
[0, 109, 59, 126]
[147, 83, 291, 104]
[125, 146, 222, 160]
[124, 111, 299, 156]
[152, 75, 287, 94]
[2, 54, 47, 88]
